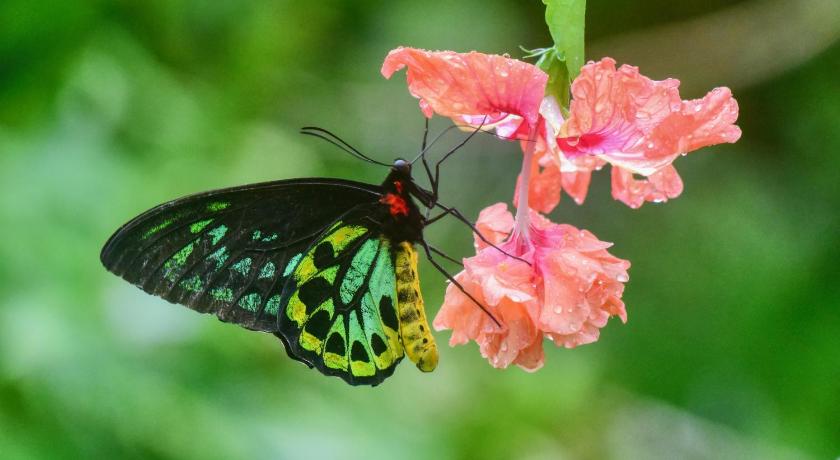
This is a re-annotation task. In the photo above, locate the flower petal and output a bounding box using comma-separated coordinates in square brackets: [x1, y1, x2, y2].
[535, 222, 630, 348]
[610, 164, 684, 208]
[558, 57, 740, 178]
[465, 246, 535, 306]
[433, 273, 491, 345]
[473, 202, 514, 250]
[382, 47, 548, 136]
[514, 145, 563, 214]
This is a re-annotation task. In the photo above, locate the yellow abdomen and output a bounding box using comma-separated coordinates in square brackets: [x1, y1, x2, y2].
[394, 242, 438, 372]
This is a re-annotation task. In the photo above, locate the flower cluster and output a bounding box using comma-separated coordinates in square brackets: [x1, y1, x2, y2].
[382, 46, 740, 370]
[433, 203, 630, 370]
[382, 48, 741, 210]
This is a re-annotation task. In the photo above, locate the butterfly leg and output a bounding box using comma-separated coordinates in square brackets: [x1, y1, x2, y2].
[426, 202, 530, 266]
[427, 244, 463, 267]
[419, 240, 502, 328]
[421, 117, 430, 151]
[418, 119, 490, 221]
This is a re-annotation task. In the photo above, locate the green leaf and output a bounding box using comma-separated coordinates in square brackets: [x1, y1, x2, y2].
[535, 49, 570, 111]
[542, 0, 586, 79]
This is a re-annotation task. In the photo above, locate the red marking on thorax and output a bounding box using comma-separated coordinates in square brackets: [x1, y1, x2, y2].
[381, 181, 408, 217]
[381, 193, 409, 217]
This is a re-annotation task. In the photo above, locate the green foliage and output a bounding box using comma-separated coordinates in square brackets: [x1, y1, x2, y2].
[542, 0, 586, 77]
[539, 0, 586, 108]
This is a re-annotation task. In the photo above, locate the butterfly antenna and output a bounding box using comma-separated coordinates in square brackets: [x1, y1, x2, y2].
[301, 126, 390, 167]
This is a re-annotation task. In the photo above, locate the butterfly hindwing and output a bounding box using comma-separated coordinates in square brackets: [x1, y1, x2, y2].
[277, 221, 405, 386]
[100, 179, 383, 332]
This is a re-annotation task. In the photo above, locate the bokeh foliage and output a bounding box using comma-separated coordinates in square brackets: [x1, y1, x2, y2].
[1, 1, 838, 459]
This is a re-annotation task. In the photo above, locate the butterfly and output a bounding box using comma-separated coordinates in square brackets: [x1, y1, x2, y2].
[100, 125, 501, 386]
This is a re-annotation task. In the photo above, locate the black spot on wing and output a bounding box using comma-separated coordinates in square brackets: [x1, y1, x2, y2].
[305, 310, 332, 340]
[379, 295, 398, 330]
[297, 277, 332, 315]
[325, 333, 345, 356]
[350, 341, 368, 362]
[313, 242, 334, 269]
[371, 334, 387, 356]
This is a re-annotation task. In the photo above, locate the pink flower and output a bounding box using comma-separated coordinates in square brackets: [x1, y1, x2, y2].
[433, 203, 630, 370]
[556, 58, 741, 207]
[381, 47, 546, 140]
[382, 48, 741, 209]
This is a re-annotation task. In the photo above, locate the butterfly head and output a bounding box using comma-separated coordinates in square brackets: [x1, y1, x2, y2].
[392, 158, 411, 175]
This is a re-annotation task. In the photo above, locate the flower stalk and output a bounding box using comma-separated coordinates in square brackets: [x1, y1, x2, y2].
[513, 129, 537, 242]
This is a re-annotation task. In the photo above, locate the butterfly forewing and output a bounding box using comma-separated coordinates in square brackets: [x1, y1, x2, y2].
[100, 179, 382, 332]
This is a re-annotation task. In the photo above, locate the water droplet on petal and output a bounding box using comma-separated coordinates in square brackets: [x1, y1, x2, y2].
[554, 307, 562, 314]
[647, 142, 655, 149]
[694, 105, 703, 112]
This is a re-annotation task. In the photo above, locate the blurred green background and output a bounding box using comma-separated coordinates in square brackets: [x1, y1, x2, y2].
[1, 1, 838, 459]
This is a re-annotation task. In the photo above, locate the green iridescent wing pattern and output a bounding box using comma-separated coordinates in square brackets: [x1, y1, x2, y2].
[100, 179, 382, 332]
[276, 222, 404, 386]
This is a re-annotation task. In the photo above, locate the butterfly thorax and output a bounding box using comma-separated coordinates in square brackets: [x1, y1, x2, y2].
[377, 167, 425, 244]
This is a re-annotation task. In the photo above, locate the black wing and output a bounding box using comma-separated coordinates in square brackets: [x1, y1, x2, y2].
[100, 178, 383, 332]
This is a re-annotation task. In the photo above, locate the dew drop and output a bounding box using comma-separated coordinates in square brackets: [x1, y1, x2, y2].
[647, 141, 655, 149]
[554, 307, 562, 314]
[499, 70, 509, 77]
[694, 105, 703, 112]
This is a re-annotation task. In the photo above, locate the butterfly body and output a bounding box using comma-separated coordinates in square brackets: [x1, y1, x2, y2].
[101, 161, 439, 386]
